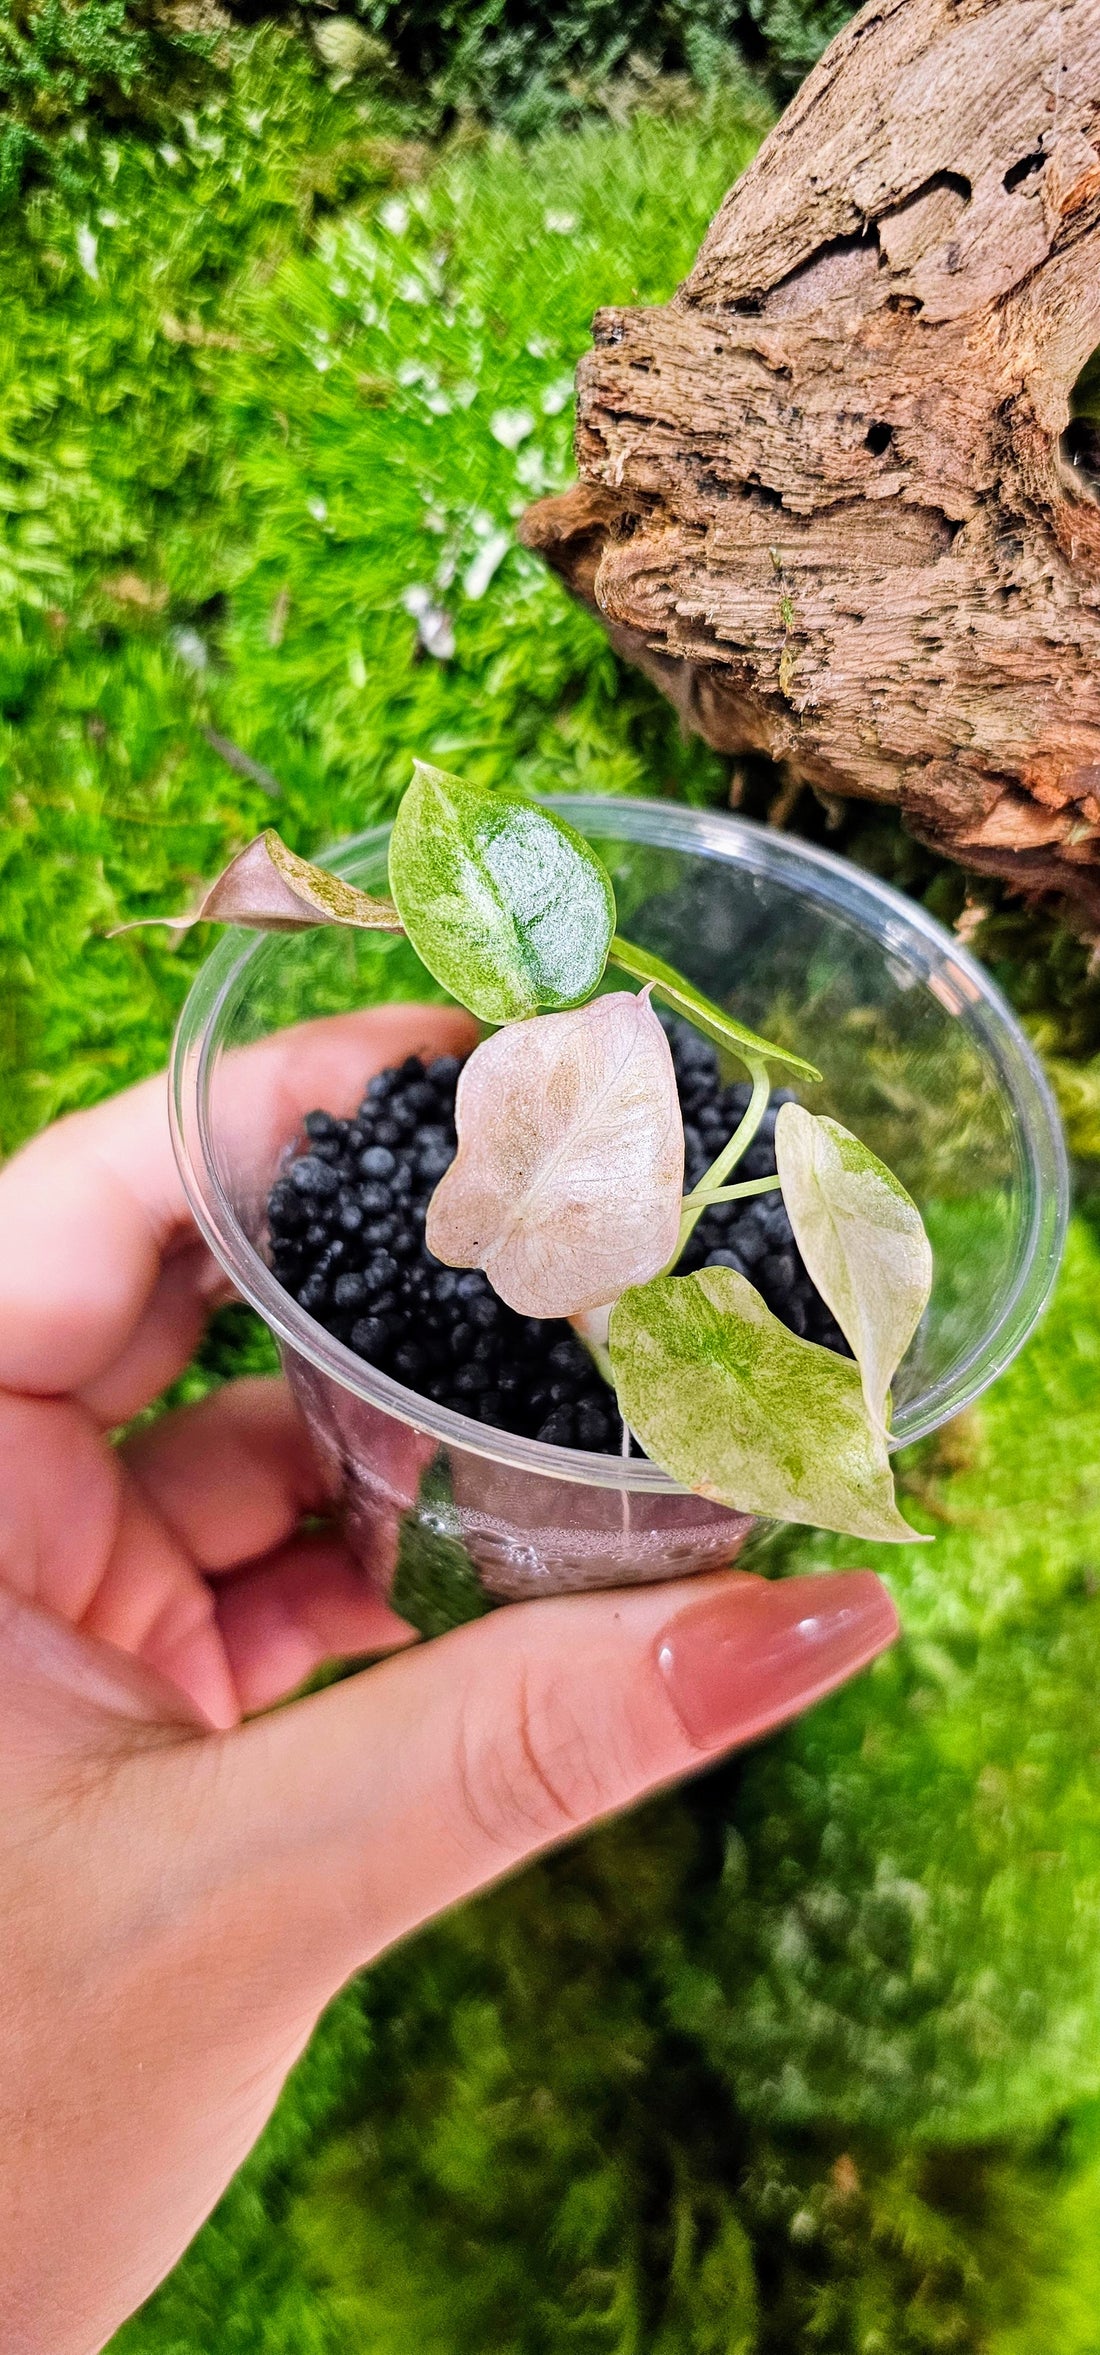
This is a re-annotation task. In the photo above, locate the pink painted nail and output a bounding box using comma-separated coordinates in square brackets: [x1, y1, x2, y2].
[656, 1572, 899, 1750]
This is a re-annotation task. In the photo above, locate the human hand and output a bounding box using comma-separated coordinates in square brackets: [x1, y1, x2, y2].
[0, 1007, 898, 2355]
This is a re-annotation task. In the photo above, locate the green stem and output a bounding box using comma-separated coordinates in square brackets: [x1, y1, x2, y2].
[588, 1336, 615, 1388]
[685, 1175, 781, 1208]
[607, 933, 821, 1085]
[569, 1306, 616, 1390]
[667, 1056, 772, 1269]
[695, 1056, 772, 1197]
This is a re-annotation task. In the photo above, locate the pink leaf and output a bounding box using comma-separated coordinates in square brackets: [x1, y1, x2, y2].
[111, 830, 403, 936]
[426, 991, 685, 1318]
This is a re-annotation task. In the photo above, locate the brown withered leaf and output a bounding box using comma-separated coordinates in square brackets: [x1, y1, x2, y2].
[112, 829, 404, 936]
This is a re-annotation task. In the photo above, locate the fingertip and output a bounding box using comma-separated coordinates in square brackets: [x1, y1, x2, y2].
[145, 1616, 242, 1733]
[265, 1004, 479, 1128]
[0, 1148, 160, 1395]
[216, 1536, 419, 1715]
[655, 1567, 899, 1751]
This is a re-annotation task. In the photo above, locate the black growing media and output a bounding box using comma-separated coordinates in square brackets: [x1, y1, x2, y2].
[265, 1021, 849, 1456]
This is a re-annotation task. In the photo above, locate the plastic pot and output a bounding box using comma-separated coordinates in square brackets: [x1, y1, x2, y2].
[170, 797, 1068, 1617]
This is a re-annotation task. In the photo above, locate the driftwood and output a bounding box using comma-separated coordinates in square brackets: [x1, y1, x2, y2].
[522, 0, 1100, 922]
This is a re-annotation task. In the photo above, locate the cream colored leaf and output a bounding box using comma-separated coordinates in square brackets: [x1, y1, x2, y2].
[112, 830, 404, 936]
[426, 990, 684, 1318]
[775, 1103, 932, 1428]
[609, 1266, 923, 1543]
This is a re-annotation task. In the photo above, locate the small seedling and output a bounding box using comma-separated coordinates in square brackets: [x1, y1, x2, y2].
[139, 763, 933, 1543]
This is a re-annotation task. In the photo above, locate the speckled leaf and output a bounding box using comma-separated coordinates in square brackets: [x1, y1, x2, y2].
[775, 1103, 932, 1427]
[426, 990, 684, 1318]
[113, 830, 404, 934]
[609, 1265, 922, 1542]
[388, 762, 615, 1023]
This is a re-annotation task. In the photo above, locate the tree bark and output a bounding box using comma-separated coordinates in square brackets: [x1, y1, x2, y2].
[521, 0, 1100, 923]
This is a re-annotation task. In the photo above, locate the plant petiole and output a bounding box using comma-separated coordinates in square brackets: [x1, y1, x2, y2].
[684, 1175, 781, 1209]
[668, 1056, 773, 1266]
[607, 934, 821, 1084]
[588, 1335, 616, 1388]
[569, 1303, 617, 1389]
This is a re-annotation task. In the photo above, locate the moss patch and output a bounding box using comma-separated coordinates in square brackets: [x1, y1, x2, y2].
[1, 32, 754, 1150]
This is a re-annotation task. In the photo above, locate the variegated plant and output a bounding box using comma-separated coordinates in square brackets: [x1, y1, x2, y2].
[135, 761, 933, 1544]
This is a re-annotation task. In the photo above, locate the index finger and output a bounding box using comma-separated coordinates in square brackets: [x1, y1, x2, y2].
[0, 1004, 475, 1405]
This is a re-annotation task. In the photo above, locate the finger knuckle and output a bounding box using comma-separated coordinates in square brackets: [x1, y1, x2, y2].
[454, 1654, 615, 1856]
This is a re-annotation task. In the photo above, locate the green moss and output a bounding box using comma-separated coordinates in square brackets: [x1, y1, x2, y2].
[0, 0, 217, 208]
[391, 1453, 497, 1635]
[0, 0, 851, 214]
[1, 34, 745, 1150]
[347, 0, 847, 123]
[667, 1222, 1100, 2143]
[122, 1795, 1100, 2353]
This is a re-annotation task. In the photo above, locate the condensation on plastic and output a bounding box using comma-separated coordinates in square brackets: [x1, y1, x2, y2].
[170, 798, 1068, 1610]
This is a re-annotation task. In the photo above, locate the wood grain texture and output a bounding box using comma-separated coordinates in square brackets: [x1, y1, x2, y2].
[522, 0, 1100, 920]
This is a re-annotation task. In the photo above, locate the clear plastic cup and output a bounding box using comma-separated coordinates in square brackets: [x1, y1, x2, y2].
[170, 797, 1068, 1617]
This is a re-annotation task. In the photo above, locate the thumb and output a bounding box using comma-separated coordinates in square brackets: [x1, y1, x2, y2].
[209, 1567, 897, 2000]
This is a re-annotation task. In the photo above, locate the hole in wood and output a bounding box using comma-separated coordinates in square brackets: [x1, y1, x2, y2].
[1003, 150, 1046, 192]
[865, 421, 893, 456]
[1062, 346, 1100, 501]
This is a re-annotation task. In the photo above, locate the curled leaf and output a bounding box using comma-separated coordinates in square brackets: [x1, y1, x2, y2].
[426, 990, 684, 1318]
[609, 1265, 923, 1543]
[389, 762, 616, 1024]
[112, 830, 404, 936]
[775, 1103, 932, 1428]
[608, 933, 821, 1084]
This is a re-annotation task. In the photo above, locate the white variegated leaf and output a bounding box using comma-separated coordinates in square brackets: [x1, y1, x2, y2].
[388, 762, 615, 1023]
[775, 1103, 932, 1427]
[426, 990, 684, 1318]
[609, 1266, 923, 1543]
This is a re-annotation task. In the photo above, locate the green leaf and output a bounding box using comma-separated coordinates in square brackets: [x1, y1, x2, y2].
[775, 1104, 932, 1428]
[111, 830, 404, 936]
[426, 989, 684, 1318]
[609, 1266, 923, 1542]
[607, 934, 821, 1083]
[388, 763, 616, 1023]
